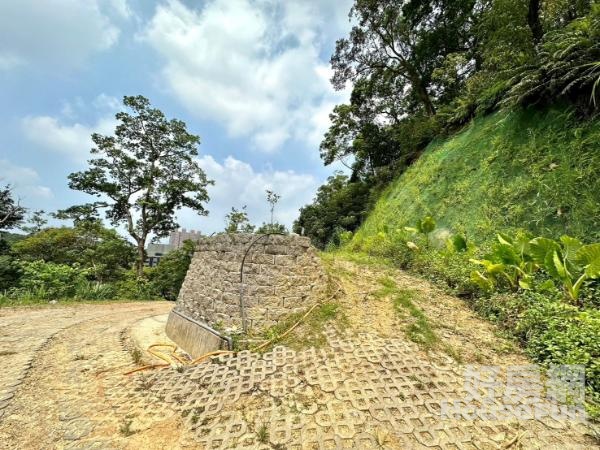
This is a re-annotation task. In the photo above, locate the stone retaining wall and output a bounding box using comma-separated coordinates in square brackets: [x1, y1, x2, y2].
[174, 233, 328, 331]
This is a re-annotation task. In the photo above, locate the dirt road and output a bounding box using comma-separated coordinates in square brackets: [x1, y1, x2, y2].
[0, 301, 185, 449]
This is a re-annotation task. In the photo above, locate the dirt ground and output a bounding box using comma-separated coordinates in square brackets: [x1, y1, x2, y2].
[0, 259, 598, 449]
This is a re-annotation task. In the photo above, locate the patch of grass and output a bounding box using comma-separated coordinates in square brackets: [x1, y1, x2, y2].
[442, 344, 464, 364]
[130, 348, 143, 365]
[377, 277, 439, 350]
[236, 301, 348, 352]
[119, 420, 135, 437]
[256, 423, 269, 444]
[373, 276, 398, 298]
[268, 301, 348, 350]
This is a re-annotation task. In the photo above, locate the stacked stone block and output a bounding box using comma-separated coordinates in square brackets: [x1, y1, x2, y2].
[175, 233, 328, 331]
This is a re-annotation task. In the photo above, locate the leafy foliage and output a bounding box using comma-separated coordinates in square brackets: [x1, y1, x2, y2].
[294, 172, 371, 249]
[149, 240, 196, 300]
[504, 5, 600, 110]
[0, 185, 26, 231]
[470, 232, 538, 292]
[224, 206, 255, 233]
[331, 0, 476, 116]
[404, 216, 437, 248]
[529, 236, 600, 303]
[256, 222, 288, 235]
[12, 222, 135, 282]
[15, 261, 89, 300]
[0, 255, 22, 291]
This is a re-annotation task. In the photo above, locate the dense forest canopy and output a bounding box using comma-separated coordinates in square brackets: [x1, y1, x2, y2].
[296, 0, 599, 248]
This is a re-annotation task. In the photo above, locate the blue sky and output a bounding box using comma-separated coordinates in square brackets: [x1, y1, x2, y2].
[0, 0, 352, 235]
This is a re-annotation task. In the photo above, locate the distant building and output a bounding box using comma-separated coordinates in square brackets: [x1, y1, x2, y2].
[145, 243, 173, 267]
[145, 228, 202, 267]
[169, 228, 202, 249]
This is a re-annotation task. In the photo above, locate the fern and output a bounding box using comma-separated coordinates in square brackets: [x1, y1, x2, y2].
[503, 8, 600, 110]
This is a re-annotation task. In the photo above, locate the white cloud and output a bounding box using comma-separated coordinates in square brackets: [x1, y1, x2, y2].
[108, 0, 133, 19]
[176, 155, 320, 233]
[0, 0, 129, 71]
[0, 52, 24, 71]
[141, 0, 352, 152]
[21, 116, 116, 164]
[0, 159, 53, 201]
[21, 95, 120, 163]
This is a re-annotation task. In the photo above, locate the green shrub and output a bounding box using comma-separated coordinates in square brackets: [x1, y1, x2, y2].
[16, 260, 88, 299]
[75, 281, 118, 300]
[529, 237, 600, 304]
[116, 271, 159, 300]
[515, 292, 600, 411]
[12, 223, 135, 282]
[0, 254, 21, 291]
[411, 246, 479, 296]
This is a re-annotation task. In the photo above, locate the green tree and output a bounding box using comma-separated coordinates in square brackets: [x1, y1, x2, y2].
[63, 95, 212, 276]
[224, 206, 255, 233]
[150, 239, 196, 300]
[324, 0, 477, 178]
[12, 223, 135, 282]
[503, 4, 600, 110]
[20, 210, 47, 235]
[294, 172, 371, 248]
[265, 190, 281, 225]
[53, 204, 102, 225]
[331, 0, 477, 117]
[0, 185, 26, 231]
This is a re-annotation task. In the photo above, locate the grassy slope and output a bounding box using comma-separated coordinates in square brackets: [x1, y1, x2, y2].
[353, 107, 600, 246]
[348, 107, 600, 417]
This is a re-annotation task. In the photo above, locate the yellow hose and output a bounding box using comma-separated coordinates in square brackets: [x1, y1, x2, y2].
[147, 343, 188, 365]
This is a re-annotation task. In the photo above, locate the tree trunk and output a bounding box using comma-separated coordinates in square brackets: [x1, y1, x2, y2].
[528, 0, 543, 44]
[136, 241, 146, 277]
[414, 78, 436, 116]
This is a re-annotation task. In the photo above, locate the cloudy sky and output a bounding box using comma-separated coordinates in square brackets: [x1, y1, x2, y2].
[0, 0, 352, 235]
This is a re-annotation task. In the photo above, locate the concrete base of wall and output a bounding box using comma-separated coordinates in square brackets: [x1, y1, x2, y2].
[165, 309, 230, 358]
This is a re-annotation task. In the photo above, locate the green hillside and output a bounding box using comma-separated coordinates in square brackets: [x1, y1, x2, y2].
[353, 107, 600, 247]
